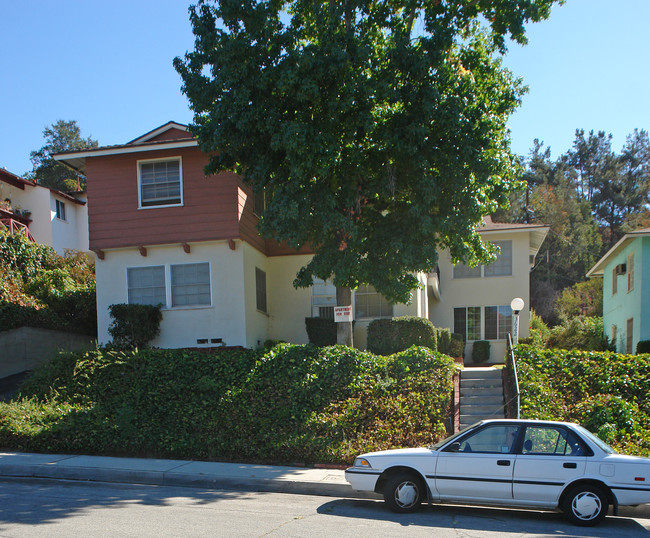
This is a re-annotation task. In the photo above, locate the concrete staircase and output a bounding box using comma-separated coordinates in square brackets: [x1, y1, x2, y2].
[459, 367, 505, 429]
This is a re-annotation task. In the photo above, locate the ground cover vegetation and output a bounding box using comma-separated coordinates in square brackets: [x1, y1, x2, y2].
[513, 345, 650, 456]
[0, 344, 456, 464]
[0, 229, 96, 335]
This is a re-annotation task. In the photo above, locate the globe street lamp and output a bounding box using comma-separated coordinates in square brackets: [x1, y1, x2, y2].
[510, 297, 525, 345]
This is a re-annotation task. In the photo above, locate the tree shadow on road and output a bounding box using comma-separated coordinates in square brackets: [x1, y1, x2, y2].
[318, 498, 650, 536]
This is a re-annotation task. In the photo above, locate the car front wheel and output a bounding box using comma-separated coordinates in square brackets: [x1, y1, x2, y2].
[383, 473, 425, 513]
[562, 484, 609, 526]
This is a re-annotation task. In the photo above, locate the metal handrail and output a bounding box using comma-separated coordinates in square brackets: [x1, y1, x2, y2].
[507, 333, 520, 419]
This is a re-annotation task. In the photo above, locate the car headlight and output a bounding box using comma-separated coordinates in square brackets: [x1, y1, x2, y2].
[354, 457, 372, 468]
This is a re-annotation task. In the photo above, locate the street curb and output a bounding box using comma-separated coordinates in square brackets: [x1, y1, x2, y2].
[0, 455, 379, 500]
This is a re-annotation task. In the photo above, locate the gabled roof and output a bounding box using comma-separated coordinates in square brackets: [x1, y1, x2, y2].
[587, 228, 650, 277]
[478, 216, 550, 257]
[53, 121, 198, 174]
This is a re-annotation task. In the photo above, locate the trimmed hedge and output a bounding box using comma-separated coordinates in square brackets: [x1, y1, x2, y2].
[367, 316, 437, 355]
[514, 345, 650, 456]
[472, 340, 490, 363]
[0, 344, 456, 464]
[108, 303, 163, 348]
[305, 317, 337, 346]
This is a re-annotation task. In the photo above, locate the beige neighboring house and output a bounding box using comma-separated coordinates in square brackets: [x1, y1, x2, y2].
[428, 218, 549, 363]
[0, 168, 89, 255]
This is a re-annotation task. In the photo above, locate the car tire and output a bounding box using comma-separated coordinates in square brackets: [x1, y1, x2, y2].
[561, 484, 609, 526]
[383, 472, 425, 513]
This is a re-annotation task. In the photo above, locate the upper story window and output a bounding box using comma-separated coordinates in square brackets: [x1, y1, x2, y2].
[138, 157, 182, 208]
[453, 240, 512, 278]
[55, 199, 66, 221]
[628, 252, 635, 292]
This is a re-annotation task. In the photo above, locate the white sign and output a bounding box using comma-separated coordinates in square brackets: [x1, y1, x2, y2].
[334, 305, 353, 323]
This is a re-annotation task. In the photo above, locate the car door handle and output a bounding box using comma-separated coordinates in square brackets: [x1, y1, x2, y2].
[563, 462, 577, 469]
[497, 460, 511, 466]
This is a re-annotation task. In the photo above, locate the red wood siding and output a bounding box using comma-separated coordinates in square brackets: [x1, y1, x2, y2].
[145, 128, 192, 143]
[86, 147, 241, 251]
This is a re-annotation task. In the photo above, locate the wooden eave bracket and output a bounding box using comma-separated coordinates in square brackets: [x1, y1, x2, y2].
[94, 249, 105, 260]
[138, 245, 147, 257]
[228, 238, 236, 250]
[182, 242, 191, 254]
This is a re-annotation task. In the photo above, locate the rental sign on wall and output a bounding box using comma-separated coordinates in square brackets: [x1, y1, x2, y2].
[334, 306, 353, 323]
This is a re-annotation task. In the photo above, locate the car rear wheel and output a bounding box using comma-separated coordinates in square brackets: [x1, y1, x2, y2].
[383, 472, 425, 513]
[562, 484, 609, 526]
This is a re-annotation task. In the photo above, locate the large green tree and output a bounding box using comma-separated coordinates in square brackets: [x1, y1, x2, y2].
[28, 120, 98, 192]
[175, 0, 560, 343]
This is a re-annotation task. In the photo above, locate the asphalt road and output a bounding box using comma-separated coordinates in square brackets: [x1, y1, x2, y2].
[1, 478, 649, 537]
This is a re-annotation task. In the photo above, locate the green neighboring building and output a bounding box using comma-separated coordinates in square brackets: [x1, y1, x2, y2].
[588, 228, 650, 354]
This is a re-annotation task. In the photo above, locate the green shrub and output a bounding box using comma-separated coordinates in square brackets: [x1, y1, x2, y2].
[515, 345, 650, 455]
[436, 328, 452, 355]
[367, 316, 437, 355]
[547, 316, 611, 351]
[472, 340, 490, 363]
[305, 317, 337, 346]
[449, 333, 465, 358]
[0, 344, 456, 464]
[108, 303, 163, 349]
[519, 310, 551, 347]
[637, 341, 650, 354]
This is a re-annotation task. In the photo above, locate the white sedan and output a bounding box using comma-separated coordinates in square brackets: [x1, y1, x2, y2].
[345, 419, 650, 526]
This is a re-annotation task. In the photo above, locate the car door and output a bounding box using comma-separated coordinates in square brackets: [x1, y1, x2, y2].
[513, 425, 587, 504]
[434, 424, 521, 502]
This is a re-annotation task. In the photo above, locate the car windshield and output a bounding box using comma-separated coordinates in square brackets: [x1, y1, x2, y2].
[573, 424, 618, 454]
[427, 422, 481, 450]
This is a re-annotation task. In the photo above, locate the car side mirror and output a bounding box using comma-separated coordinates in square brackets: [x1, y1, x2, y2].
[448, 442, 461, 453]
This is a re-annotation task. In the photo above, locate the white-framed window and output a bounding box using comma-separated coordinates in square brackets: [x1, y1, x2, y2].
[485, 305, 513, 340]
[454, 306, 481, 341]
[453, 240, 512, 279]
[354, 284, 393, 319]
[454, 305, 513, 341]
[612, 267, 618, 295]
[310, 280, 393, 320]
[171, 263, 211, 307]
[312, 278, 336, 318]
[627, 318, 634, 354]
[127, 266, 166, 306]
[138, 157, 182, 208]
[484, 241, 512, 277]
[55, 199, 66, 221]
[256, 267, 267, 313]
[127, 262, 211, 308]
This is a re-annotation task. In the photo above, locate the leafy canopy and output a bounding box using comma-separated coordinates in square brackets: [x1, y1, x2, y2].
[28, 120, 98, 192]
[175, 0, 560, 303]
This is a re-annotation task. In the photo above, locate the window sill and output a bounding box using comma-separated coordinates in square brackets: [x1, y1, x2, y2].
[162, 305, 214, 312]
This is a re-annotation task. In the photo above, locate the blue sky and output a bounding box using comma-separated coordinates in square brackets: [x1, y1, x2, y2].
[1, 0, 648, 177]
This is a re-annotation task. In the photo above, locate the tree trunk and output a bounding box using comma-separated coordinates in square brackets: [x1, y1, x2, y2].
[336, 286, 353, 347]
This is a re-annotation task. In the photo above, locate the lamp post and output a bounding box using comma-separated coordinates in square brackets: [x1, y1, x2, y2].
[510, 297, 525, 346]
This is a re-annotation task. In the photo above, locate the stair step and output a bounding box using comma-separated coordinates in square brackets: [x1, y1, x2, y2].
[460, 379, 503, 390]
[460, 398, 504, 408]
[461, 368, 503, 380]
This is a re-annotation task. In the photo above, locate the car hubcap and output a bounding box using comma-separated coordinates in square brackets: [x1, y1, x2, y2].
[395, 481, 418, 508]
[572, 492, 601, 520]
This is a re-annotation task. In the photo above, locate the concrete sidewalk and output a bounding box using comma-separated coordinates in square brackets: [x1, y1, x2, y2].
[0, 452, 371, 499]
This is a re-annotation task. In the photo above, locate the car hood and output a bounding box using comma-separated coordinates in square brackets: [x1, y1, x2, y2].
[360, 447, 434, 459]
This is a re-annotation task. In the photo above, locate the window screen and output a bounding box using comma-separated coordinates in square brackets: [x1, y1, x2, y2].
[140, 159, 182, 207]
[171, 263, 210, 307]
[127, 266, 166, 306]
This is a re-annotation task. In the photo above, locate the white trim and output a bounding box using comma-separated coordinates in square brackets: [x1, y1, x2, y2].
[137, 156, 184, 209]
[53, 140, 198, 161]
[129, 122, 189, 144]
